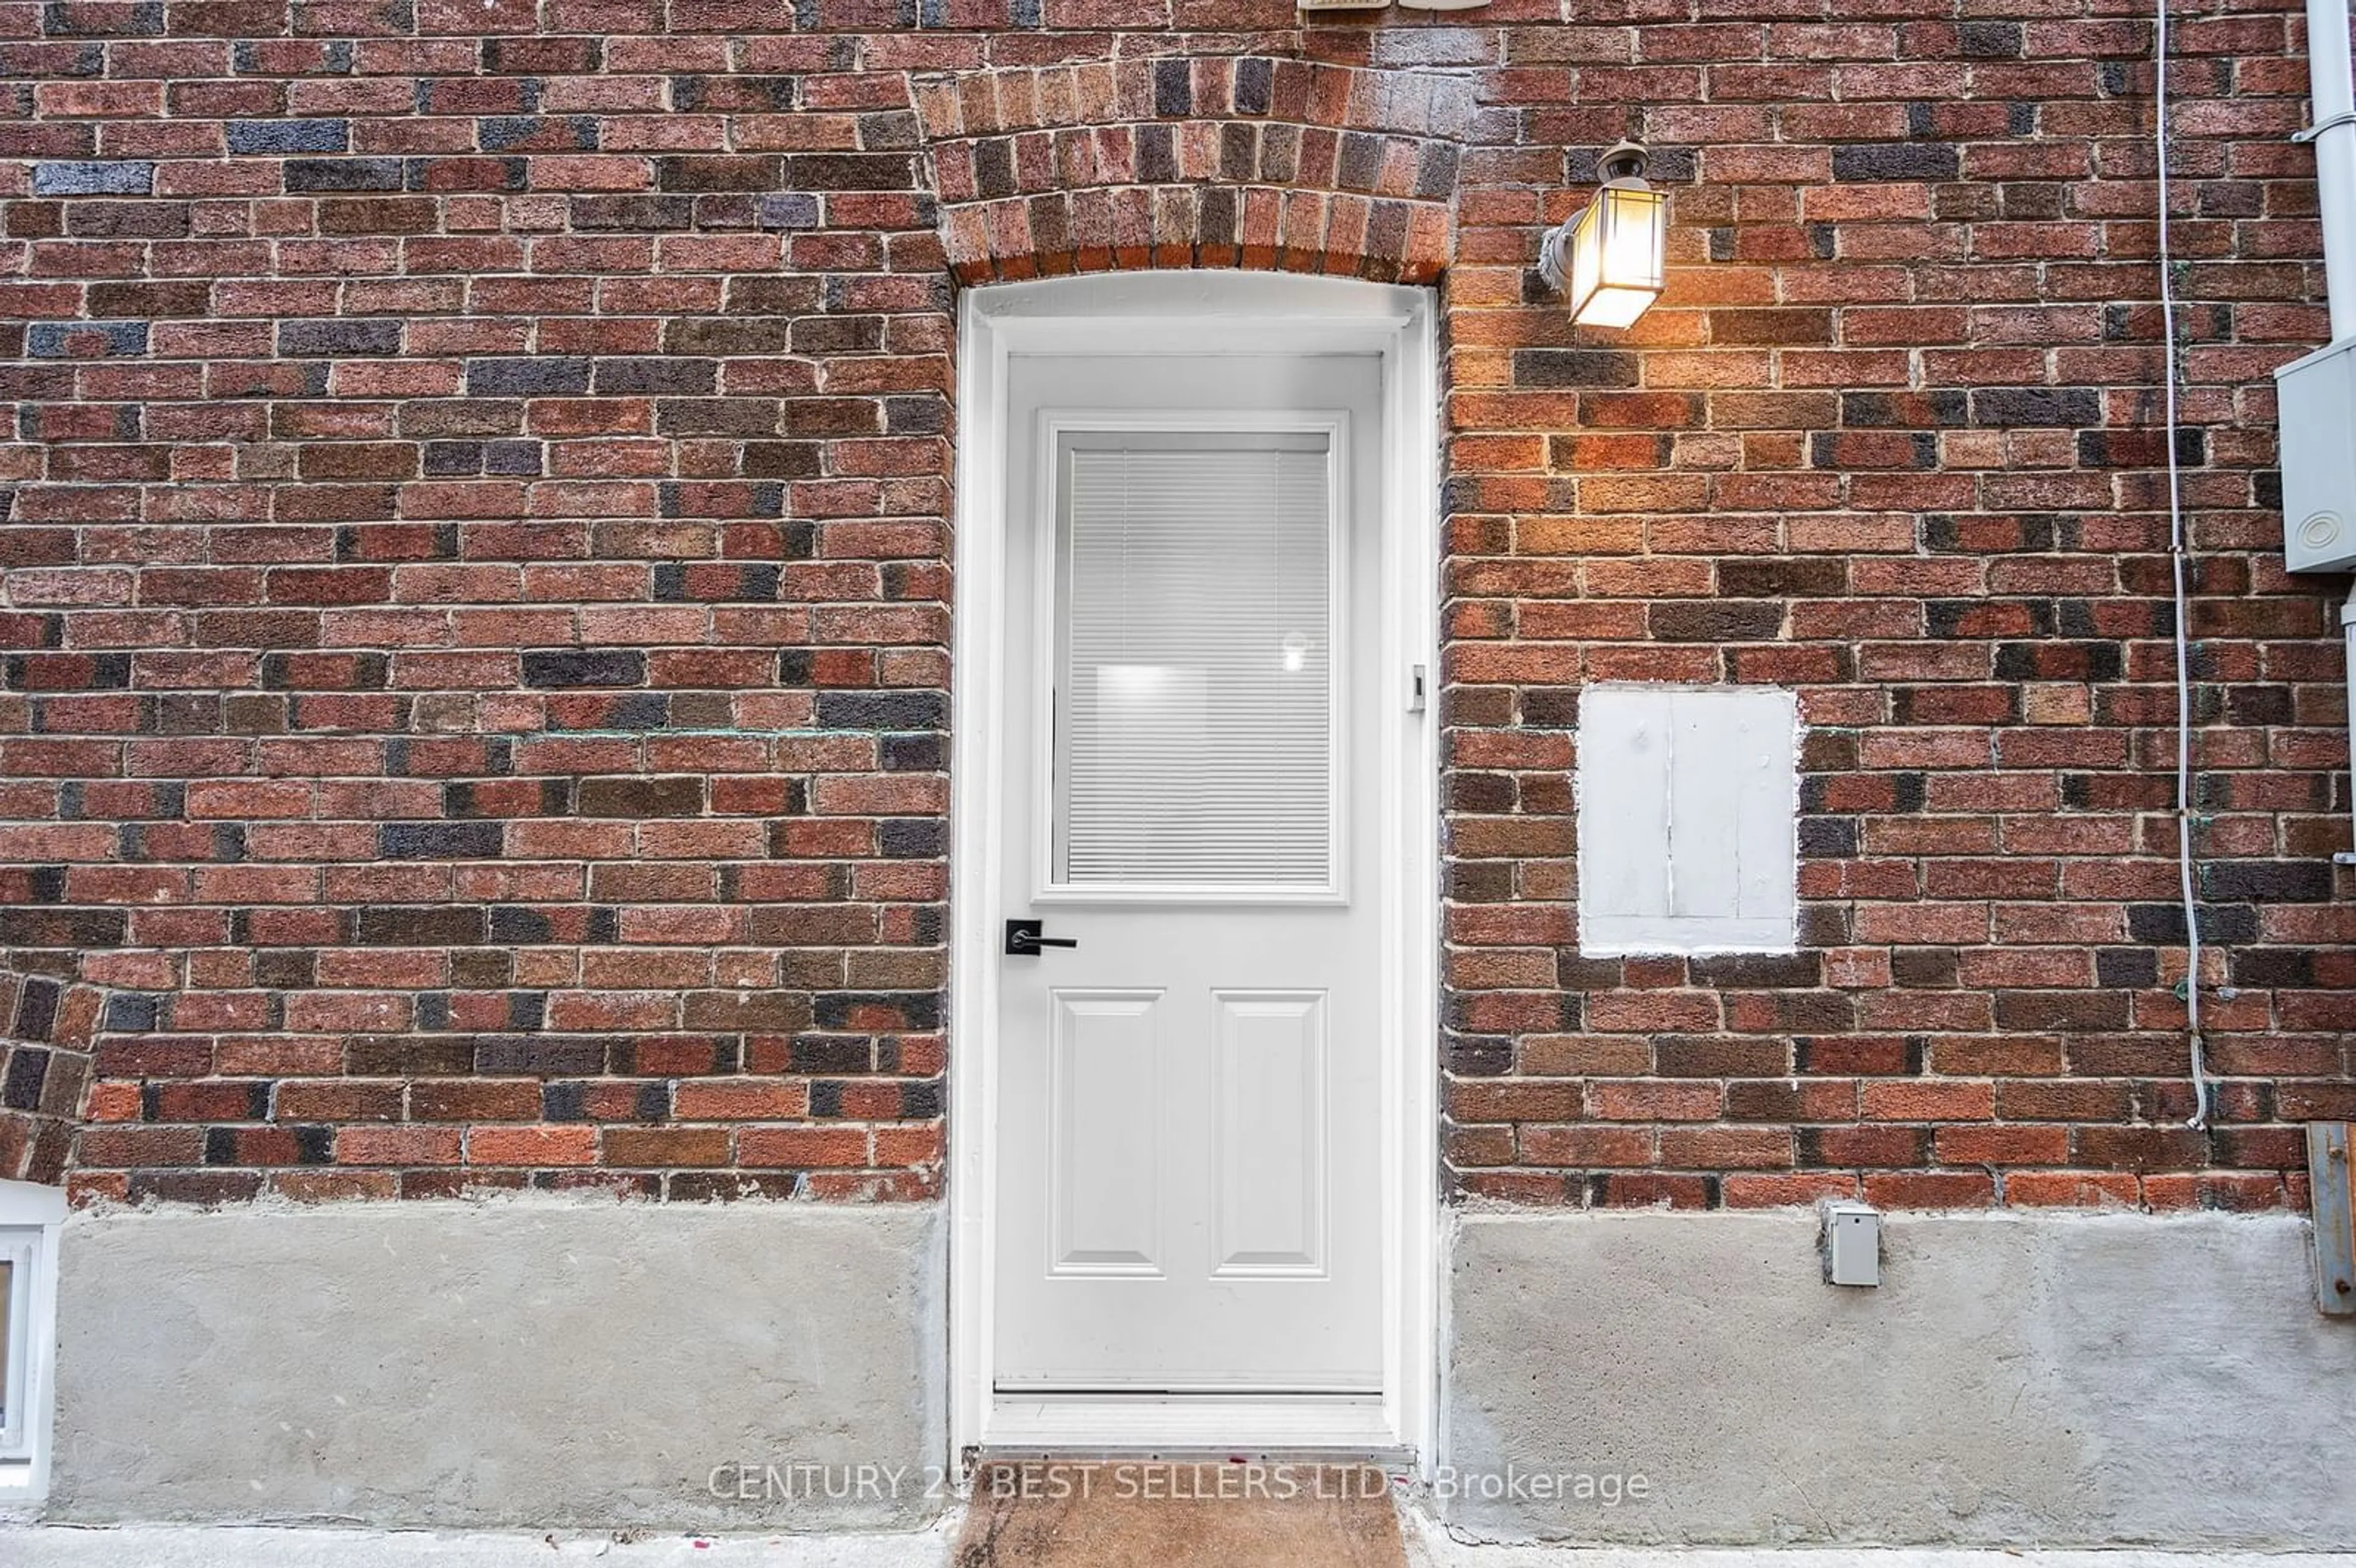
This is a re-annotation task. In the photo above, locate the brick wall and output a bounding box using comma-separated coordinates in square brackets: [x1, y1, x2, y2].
[0, 0, 2348, 1209]
[0, 969, 102, 1183]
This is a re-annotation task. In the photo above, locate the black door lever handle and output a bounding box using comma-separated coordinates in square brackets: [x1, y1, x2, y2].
[1005, 918, 1078, 955]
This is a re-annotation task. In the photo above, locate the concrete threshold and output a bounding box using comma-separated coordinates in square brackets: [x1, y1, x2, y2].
[7, 1519, 2356, 1567]
[956, 1458, 1404, 1566]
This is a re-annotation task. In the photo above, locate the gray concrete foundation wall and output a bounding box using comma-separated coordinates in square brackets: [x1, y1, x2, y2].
[1443, 1210, 2356, 1549]
[49, 1198, 944, 1530]
[49, 1199, 2356, 1546]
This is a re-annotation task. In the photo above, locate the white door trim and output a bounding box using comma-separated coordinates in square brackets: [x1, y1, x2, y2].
[947, 271, 1440, 1465]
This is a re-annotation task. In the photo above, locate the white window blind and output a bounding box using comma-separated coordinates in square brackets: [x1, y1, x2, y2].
[1577, 685, 1798, 955]
[1055, 436, 1336, 890]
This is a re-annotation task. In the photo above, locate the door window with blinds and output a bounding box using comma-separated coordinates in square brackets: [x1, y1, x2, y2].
[1044, 421, 1345, 900]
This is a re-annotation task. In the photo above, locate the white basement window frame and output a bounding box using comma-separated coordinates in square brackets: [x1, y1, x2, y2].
[0, 1178, 66, 1504]
[1576, 683, 1801, 956]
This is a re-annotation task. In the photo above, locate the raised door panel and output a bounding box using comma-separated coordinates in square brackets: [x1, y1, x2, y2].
[1209, 990, 1328, 1278]
[1048, 990, 1164, 1277]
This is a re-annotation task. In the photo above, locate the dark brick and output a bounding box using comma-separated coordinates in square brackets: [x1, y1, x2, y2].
[1842, 390, 1966, 428]
[1970, 387, 2102, 427]
[1, 1047, 47, 1112]
[13, 979, 61, 1042]
[577, 776, 703, 817]
[490, 907, 553, 944]
[814, 690, 946, 730]
[1960, 21, 2022, 56]
[2079, 428, 2206, 468]
[2125, 902, 2262, 945]
[104, 992, 158, 1031]
[1713, 309, 1834, 346]
[474, 1036, 604, 1075]
[32, 159, 152, 194]
[656, 155, 783, 191]
[356, 905, 489, 945]
[2229, 948, 2312, 987]
[880, 818, 947, 858]
[380, 822, 504, 859]
[780, 153, 912, 190]
[756, 191, 822, 229]
[593, 358, 717, 395]
[522, 649, 645, 688]
[1647, 601, 1785, 640]
[464, 357, 591, 397]
[2095, 948, 2160, 988]
[1153, 57, 1190, 117]
[1234, 56, 1273, 115]
[0, 909, 126, 947]
[1720, 559, 1846, 596]
[228, 119, 348, 153]
[285, 158, 404, 191]
[277, 318, 402, 357]
[87, 280, 209, 317]
[1514, 350, 1638, 388]
[483, 440, 541, 475]
[28, 321, 145, 358]
[1831, 144, 1961, 181]
[2199, 860, 2333, 903]
[572, 194, 696, 229]
[64, 202, 189, 239]
[813, 991, 941, 1030]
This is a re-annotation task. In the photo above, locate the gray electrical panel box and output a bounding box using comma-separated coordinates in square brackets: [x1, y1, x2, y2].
[2276, 337, 2356, 574]
[1820, 1200, 1881, 1287]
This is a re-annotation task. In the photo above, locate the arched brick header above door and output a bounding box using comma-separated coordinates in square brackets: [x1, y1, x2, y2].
[910, 58, 1469, 285]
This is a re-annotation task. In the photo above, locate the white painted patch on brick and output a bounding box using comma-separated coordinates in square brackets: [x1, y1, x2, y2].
[1575, 685, 1798, 956]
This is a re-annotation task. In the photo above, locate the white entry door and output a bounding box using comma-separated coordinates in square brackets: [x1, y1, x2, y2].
[993, 348, 1386, 1396]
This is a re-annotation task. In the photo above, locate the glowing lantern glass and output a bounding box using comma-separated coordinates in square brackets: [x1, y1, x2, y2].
[1541, 144, 1668, 330]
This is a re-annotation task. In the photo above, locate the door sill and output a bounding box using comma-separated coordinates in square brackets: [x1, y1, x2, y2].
[983, 1395, 1398, 1451]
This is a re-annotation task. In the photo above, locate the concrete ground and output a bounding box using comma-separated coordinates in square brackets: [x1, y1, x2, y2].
[6, 1521, 2356, 1567]
[0, 1524, 941, 1566]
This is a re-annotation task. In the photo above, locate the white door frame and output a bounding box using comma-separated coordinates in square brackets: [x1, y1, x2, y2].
[947, 272, 1440, 1464]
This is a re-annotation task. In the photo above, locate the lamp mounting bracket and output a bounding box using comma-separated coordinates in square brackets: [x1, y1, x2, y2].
[1598, 140, 1650, 183]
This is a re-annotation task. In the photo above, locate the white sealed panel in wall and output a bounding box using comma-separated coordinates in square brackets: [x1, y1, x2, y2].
[1053, 431, 1339, 893]
[1576, 685, 1799, 956]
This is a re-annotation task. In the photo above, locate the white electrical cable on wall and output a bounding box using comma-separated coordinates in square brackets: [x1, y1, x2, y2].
[2154, 0, 2213, 1129]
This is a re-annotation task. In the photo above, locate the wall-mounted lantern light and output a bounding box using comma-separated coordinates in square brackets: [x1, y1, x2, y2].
[1539, 141, 1668, 330]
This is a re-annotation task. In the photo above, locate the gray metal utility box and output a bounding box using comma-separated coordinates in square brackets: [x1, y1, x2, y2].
[2275, 336, 2356, 574]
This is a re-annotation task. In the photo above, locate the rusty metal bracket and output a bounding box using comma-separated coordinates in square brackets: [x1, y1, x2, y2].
[2309, 1122, 2355, 1316]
